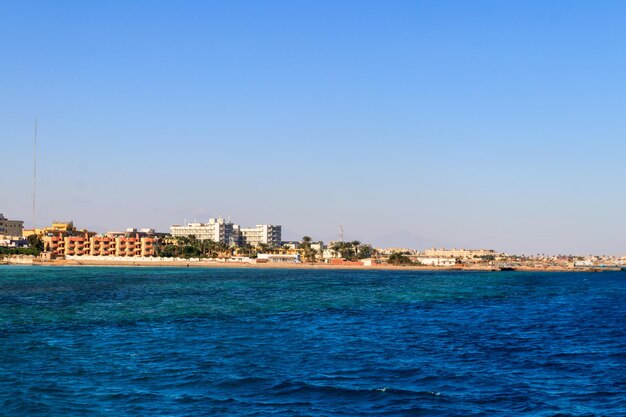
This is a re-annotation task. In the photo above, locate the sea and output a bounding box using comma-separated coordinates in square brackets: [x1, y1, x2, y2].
[0, 266, 625, 416]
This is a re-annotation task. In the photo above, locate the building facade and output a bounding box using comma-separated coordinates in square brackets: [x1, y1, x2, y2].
[43, 233, 155, 258]
[422, 248, 497, 259]
[257, 253, 300, 263]
[415, 257, 458, 267]
[171, 218, 281, 247]
[0, 213, 24, 238]
[240, 224, 282, 247]
[170, 218, 239, 245]
[23, 221, 87, 238]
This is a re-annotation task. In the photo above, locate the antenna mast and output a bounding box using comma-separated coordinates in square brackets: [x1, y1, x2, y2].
[33, 118, 37, 228]
[339, 225, 344, 242]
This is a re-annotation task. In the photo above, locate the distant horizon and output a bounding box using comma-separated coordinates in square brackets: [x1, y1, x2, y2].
[5, 213, 620, 257]
[2, 1, 625, 255]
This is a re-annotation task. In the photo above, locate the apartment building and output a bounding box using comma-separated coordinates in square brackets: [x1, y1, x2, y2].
[90, 236, 117, 256]
[240, 224, 282, 247]
[0, 213, 24, 238]
[112, 235, 155, 257]
[170, 216, 283, 247]
[170, 218, 240, 244]
[24, 221, 89, 238]
[422, 248, 497, 259]
[43, 233, 155, 258]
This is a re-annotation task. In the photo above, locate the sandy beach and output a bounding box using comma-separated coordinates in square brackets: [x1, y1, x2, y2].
[2, 257, 615, 273]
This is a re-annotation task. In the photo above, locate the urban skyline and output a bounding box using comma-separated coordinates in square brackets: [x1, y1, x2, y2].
[1, 209, 624, 259]
[2, 1, 626, 254]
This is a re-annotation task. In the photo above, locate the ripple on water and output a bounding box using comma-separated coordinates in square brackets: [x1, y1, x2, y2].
[1, 267, 626, 416]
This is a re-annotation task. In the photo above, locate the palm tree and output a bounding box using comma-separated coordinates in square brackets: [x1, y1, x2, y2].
[301, 236, 316, 262]
[351, 240, 361, 260]
[331, 241, 345, 258]
[304, 247, 317, 262]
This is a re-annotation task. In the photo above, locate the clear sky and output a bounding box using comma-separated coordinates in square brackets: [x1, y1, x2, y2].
[1, 1, 625, 255]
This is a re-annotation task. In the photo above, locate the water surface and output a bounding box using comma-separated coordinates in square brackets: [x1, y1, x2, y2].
[1, 266, 625, 416]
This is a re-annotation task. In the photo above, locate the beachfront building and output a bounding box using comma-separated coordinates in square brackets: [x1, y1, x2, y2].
[257, 253, 300, 263]
[415, 257, 458, 267]
[170, 218, 240, 245]
[37, 221, 96, 257]
[0, 213, 24, 238]
[43, 233, 88, 257]
[38, 222, 158, 258]
[112, 235, 155, 257]
[171, 218, 281, 247]
[422, 248, 497, 259]
[377, 247, 419, 256]
[240, 225, 282, 247]
[105, 228, 161, 239]
[281, 241, 300, 250]
[0, 237, 27, 248]
[23, 221, 89, 238]
[89, 236, 118, 256]
[43, 233, 155, 258]
[322, 248, 341, 260]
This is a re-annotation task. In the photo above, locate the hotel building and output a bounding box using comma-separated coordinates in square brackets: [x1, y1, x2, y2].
[170, 218, 240, 245]
[0, 213, 24, 238]
[43, 233, 155, 258]
[240, 225, 282, 247]
[39, 223, 158, 258]
[23, 221, 85, 238]
[171, 218, 281, 247]
[422, 248, 497, 259]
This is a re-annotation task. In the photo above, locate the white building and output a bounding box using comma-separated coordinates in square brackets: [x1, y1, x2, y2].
[170, 218, 239, 245]
[416, 257, 458, 267]
[422, 248, 497, 259]
[282, 241, 324, 251]
[257, 253, 300, 263]
[0, 213, 24, 238]
[240, 224, 282, 247]
[171, 218, 281, 247]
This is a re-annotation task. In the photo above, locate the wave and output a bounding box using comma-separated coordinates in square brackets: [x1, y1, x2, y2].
[268, 380, 441, 399]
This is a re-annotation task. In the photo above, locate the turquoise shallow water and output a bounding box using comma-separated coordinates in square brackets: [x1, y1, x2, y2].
[1, 266, 625, 416]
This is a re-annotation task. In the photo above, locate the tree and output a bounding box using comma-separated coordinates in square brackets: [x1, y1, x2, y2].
[159, 244, 177, 258]
[257, 243, 271, 253]
[27, 235, 44, 253]
[304, 247, 317, 262]
[331, 241, 344, 253]
[237, 244, 256, 257]
[358, 244, 374, 259]
[301, 236, 317, 262]
[387, 252, 414, 266]
[331, 241, 351, 260]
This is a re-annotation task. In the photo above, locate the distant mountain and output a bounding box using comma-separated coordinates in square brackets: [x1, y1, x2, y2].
[282, 229, 365, 244]
[283, 228, 451, 250]
[369, 231, 450, 250]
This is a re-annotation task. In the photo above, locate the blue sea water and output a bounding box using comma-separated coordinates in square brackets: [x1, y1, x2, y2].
[0, 266, 625, 416]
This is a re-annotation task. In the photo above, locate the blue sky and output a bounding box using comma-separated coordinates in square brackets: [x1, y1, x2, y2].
[1, 1, 625, 254]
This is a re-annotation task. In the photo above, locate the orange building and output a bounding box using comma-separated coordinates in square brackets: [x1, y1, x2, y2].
[43, 234, 69, 257]
[113, 235, 155, 257]
[90, 236, 117, 256]
[43, 233, 155, 258]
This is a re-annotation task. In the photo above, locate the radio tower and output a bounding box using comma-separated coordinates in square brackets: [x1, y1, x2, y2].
[339, 225, 344, 242]
[32, 118, 37, 228]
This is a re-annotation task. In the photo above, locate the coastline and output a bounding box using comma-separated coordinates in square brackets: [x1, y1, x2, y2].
[2, 257, 621, 273]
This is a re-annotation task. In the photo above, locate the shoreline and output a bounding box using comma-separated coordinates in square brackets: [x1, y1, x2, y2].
[2, 258, 622, 273]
